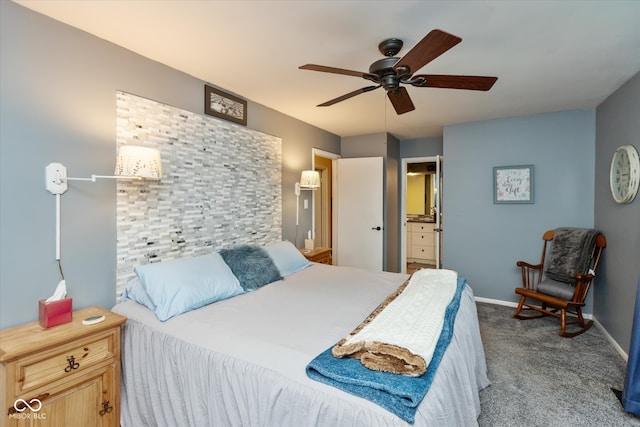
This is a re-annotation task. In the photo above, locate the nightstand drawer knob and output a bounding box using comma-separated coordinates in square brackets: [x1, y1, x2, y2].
[64, 355, 80, 372]
[99, 399, 113, 416]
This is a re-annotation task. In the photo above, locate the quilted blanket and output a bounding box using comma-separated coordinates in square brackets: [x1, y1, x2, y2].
[306, 272, 466, 424]
[332, 268, 459, 376]
[545, 227, 598, 284]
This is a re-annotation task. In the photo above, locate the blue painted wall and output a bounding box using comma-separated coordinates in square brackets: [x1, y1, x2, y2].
[443, 110, 596, 310]
[594, 72, 640, 352]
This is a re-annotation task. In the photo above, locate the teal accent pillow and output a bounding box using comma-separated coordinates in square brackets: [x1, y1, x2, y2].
[264, 240, 312, 277]
[134, 253, 243, 321]
[219, 245, 283, 291]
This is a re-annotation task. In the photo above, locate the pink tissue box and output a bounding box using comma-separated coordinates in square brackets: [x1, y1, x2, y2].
[38, 297, 72, 329]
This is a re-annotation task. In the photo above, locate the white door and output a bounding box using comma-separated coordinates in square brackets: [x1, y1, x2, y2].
[333, 157, 384, 270]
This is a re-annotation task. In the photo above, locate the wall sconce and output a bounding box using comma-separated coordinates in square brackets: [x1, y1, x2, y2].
[46, 145, 162, 193]
[45, 145, 162, 261]
[294, 170, 320, 227]
[114, 145, 163, 179]
[299, 170, 321, 190]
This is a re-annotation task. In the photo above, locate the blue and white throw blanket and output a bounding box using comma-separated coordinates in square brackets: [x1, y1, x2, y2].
[306, 270, 466, 424]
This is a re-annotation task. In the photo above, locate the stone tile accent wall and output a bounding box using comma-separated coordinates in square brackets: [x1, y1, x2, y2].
[115, 92, 282, 298]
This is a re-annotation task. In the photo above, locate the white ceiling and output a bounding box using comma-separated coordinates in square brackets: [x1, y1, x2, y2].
[15, 1, 640, 139]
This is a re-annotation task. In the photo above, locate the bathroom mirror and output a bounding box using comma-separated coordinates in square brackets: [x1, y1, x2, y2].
[406, 162, 436, 216]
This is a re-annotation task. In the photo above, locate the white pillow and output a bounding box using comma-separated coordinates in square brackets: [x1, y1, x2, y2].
[134, 252, 243, 321]
[264, 240, 312, 277]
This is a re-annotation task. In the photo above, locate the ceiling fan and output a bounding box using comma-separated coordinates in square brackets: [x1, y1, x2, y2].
[299, 29, 498, 115]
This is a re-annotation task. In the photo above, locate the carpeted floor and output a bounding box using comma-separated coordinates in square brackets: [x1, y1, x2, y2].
[476, 302, 640, 427]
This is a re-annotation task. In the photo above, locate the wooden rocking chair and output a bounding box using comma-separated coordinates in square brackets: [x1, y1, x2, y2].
[513, 228, 606, 337]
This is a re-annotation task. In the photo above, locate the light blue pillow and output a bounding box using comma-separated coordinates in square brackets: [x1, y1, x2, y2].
[134, 253, 243, 321]
[123, 277, 156, 311]
[264, 240, 312, 277]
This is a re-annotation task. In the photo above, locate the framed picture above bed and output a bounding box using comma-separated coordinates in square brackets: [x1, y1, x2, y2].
[493, 164, 534, 204]
[204, 84, 247, 126]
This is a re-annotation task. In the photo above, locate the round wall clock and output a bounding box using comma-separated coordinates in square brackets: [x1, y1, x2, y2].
[609, 144, 640, 204]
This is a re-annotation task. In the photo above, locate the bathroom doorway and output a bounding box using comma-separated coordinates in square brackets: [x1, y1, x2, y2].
[400, 156, 442, 273]
[312, 149, 339, 251]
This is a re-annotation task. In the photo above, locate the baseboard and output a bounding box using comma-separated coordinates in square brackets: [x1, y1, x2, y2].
[474, 297, 628, 361]
[474, 296, 518, 308]
[474, 296, 595, 318]
[593, 316, 629, 362]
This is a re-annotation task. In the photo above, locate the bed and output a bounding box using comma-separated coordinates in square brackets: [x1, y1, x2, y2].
[112, 242, 490, 426]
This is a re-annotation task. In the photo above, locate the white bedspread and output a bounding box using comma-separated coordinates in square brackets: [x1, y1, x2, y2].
[112, 264, 490, 426]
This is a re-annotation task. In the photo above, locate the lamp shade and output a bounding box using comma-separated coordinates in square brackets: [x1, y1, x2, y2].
[115, 146, 162, 179]
[300, 170, 320, 189]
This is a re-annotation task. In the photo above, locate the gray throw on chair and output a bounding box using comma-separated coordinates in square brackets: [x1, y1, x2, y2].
[544, 227, 599, 285]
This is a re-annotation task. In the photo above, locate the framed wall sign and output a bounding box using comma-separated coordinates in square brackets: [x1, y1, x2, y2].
[493, 165, 534, 204]
[204, 85, 247, 126]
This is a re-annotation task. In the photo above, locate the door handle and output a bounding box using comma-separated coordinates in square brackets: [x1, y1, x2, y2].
[371, 226, 381, 231]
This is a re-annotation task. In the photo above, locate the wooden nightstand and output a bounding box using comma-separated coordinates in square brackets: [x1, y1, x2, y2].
[0, 306, 126, 427]
[300, 247, 332, 264]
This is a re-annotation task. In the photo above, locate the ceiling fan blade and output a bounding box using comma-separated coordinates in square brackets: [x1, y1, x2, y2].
[299, 64, 367, 78]
[387, 87, 415, 114]
[318, 85, 380, 107]
[412, 74, 498, 91]
[393, 29, 462, 75]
